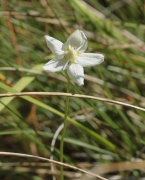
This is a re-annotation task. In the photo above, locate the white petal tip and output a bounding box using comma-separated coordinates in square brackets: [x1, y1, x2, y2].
[97, 54, 104, 60]
[96, 54, 104, 64]
[78, 83, 84, 86]
[42, 65, 48, 71]
[101, 54, 104, 59]
[77, 79, 84, 86]
[42, 64, 53, 72]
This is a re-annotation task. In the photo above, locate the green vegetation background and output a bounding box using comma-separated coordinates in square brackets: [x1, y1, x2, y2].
[0, 0, 145, 179]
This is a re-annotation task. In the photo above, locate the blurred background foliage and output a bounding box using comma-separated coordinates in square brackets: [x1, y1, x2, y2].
[0, 0, 145, 179]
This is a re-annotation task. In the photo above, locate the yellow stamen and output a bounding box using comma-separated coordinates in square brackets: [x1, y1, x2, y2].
[77, 51, 80, 56]
[64, 46, 80, 63]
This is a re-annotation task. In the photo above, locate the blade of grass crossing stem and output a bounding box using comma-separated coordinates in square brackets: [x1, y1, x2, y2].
[0, 76, 34, 111]
[0, 64, 43, 111]
[0, 82, 116, 151]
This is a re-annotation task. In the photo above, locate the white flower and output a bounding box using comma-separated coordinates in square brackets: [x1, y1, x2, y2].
[43, 30, 104, 86]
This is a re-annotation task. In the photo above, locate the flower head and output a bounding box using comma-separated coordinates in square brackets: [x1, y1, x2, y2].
[43, 30, 104, 86]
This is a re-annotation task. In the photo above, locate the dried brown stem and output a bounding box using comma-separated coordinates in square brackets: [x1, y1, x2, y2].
[0, 152, 107, 180]
[0, 92, 145, 112]
[4, 0, 22, 66]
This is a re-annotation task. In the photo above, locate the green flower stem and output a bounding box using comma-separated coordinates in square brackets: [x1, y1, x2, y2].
[60, 76, 70, 180]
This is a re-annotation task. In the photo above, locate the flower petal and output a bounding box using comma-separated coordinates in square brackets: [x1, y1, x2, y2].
[43, 58, 69, 72]
[77, 53, 104, 67]
[44, 35, 64, 58]
[65, 30, 88, 53]
[67, 63, 84, 86]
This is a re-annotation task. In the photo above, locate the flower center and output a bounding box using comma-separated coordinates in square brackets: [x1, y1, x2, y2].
[64, 46, 80, 63]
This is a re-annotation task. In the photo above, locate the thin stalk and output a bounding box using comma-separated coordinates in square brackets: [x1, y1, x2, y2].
[60, 77, 70, 180]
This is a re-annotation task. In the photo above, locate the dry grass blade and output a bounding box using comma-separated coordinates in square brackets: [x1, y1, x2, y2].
[3, 0, 22, 66]
[82, 160, 145, 176]
[0, 92, 145, 112]
[0, 152, 107, 180]
[80, 160, 145, 180]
